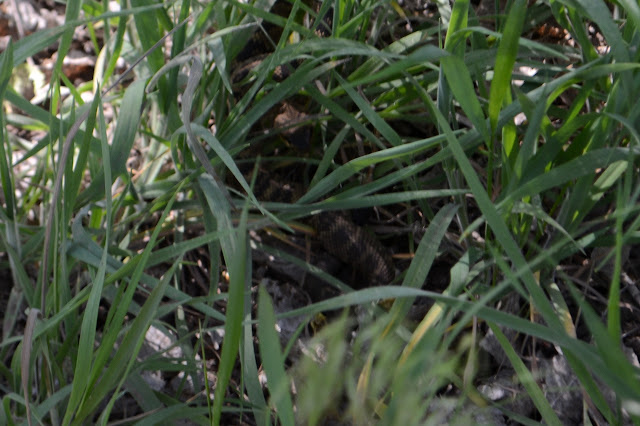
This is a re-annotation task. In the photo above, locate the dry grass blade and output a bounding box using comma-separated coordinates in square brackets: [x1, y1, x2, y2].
[21, 308, 41, 426]
[180, 56, 235, 207]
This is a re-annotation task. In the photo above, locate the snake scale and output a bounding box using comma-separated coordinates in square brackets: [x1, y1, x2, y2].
[232, 0, 394, 288]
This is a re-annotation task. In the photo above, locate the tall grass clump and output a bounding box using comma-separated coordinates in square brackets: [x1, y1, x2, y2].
[0, 0, 639, 424]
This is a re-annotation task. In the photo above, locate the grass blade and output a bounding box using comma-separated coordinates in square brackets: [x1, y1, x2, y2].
[488, 0, 527, 135]
[258, 286, 295, 425]
[488, 323, 563, 426]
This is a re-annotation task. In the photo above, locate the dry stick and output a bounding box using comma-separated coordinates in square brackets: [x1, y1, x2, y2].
[9, 0, 25, 40]
[40, 17, 190, 312]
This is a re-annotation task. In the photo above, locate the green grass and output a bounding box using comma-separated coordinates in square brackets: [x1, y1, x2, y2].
[1, 0, 640, 424]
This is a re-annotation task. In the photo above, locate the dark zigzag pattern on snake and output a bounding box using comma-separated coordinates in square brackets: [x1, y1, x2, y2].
[249, 172, 394, 288]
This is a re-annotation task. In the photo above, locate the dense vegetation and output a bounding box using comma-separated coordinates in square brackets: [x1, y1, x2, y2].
[1, 0, 640, 424]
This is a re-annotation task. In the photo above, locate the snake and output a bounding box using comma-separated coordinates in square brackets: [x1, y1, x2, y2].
[231, 0, 394, 288]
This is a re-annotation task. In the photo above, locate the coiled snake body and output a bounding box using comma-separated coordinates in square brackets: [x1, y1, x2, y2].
[233, 1, 394, 288]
